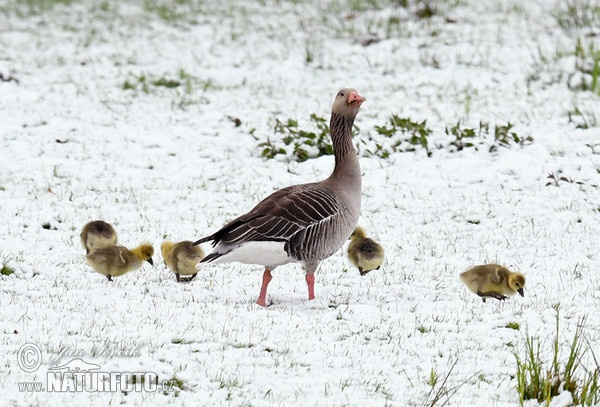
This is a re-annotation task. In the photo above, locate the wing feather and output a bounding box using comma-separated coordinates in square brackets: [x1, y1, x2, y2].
[197, 183, 345, 261]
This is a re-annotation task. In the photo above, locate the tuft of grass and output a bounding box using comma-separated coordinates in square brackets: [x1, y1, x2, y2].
[515, 307, 600, 406]
[165, 376, 185, 390]
[415, 1, 436, 19]
[163, 375, 186, 396]
[1, 263, 15, 276]
[142, 0, 202, 24]
[9, 0, 72, 15]
[567, 105, 599, 129]
[171, 338, 194, 345]
[572, 38, 600, 95]
[506, 322, 521, 330]
[545, 172, 597, 188]
[423, 359, 478, 407]
[122, 69, 211, 109]
[373, 115, 433, 157]
[445, 120, 487, 151]
[427, 367, 438, 387]
[298, 17, 321, 65]
[123, 70, 184, 93]
[492, 122, 534, 150]
[553, 0, 600, 31]
[258, 113, 340, 162]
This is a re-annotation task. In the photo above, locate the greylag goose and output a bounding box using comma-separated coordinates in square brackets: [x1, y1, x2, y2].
[347, 226, 384, 275]
[80, 220, 118, 254]
[193, 88, 365, 306]
[161, 240, 205, 282]
[86, 243, 154, 281]
[460, 264, 526, 302]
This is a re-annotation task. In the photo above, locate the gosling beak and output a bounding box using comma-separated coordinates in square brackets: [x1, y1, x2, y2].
[146, 258, 154, 266]
[518, 288, 524, 297]
[348, 91, 366, 107]
[359, 269, 369, 276]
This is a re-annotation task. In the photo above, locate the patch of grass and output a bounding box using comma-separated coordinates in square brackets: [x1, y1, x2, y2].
[122, 69, 212, 108]
[258, 115, 532, 161]
[427, 367, 439, 387]
[1, 263, 15, 276]
[163, 375, 185, 396]
[554, 0, 600, 31]
[415, 1, 437, 19]
[258, 113, 340, 162]
[7, 0, 72, 15]
[545, 172, 597, 188]
[171, 338, 194, 345]
[571, 38, 600, 95]
[515, 307, 600, 406]
[506, 322, 521, 330]
[374, 115, 433, 156]
[423, 359, 478, 407]
[298, 17, 321, 65]
[445, 120, 486, 151]
[123, 70, 189, 93]
[530, 37, 600, 97]
[142, 0, 202, 24]
[492, 122, 533, 150]
[567, 105, 599, 128]
[165, 376, 185, 390]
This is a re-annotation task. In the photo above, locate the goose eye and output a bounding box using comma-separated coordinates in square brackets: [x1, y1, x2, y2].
[339, 92, 345, 97]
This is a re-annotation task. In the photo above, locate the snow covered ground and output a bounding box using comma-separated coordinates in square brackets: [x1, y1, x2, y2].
[1, 0, 599, 405]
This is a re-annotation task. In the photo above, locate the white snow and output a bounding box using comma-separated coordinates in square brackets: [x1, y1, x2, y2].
[1, 0, 599, 405]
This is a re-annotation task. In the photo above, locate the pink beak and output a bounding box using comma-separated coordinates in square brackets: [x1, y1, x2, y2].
[348, 91, 366, 106]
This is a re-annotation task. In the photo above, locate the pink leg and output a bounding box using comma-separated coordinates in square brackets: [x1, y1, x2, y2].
[306, 274, 315, 300]
[257, 268, 272, 307]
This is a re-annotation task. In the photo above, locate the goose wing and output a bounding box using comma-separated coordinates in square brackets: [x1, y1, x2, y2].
[196, 183, 344, 261]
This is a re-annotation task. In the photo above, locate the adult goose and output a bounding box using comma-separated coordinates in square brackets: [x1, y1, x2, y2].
[193, 88, 365, 306]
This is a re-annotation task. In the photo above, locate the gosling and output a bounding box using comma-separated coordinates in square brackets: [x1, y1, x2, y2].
[347, 226, 385, 276]
[80, 220, 118, 254]
[86, 243, 154, 281]
[460, 264, 526, 302]
[161, 241, 204, 282]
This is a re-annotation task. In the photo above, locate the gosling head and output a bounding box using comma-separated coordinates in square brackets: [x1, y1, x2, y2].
[349, 226, 367, 241]
[134, 243, 154, 265]
[508, 273, 526, 297]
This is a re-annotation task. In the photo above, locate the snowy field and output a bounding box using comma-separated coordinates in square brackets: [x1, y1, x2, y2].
[1, 0, 600, 405]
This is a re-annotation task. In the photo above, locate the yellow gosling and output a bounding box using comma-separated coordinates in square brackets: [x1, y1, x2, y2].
[161, 241, 204, 282]
[460, 264, 526, 302]
[86, 243, 154, 281]
[80, 220, 118, 254]
[347, 226, 384, 276]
